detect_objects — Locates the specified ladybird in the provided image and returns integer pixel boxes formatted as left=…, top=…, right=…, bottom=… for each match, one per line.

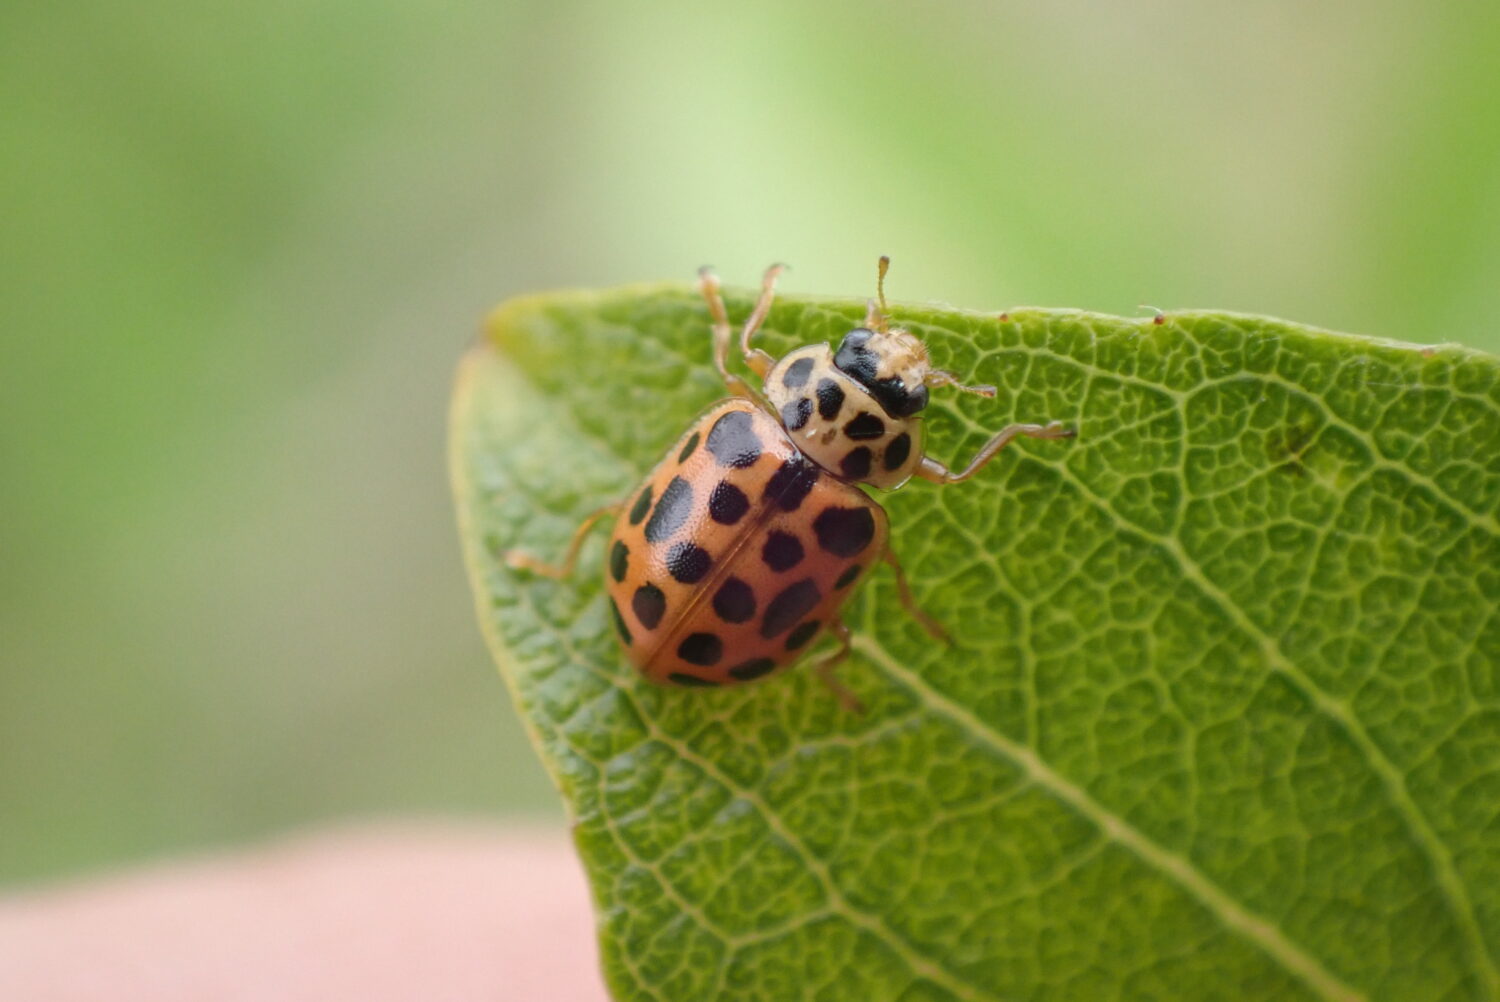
left=505, top=258, right=1074, bottom=709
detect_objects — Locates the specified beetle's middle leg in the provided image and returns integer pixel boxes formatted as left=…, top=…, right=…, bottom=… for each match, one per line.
left=500, top=503, right=621, bottom=579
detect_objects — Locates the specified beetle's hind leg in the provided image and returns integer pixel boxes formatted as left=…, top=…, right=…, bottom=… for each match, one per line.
left=501, top=503, right=621, bottom=579
left=884, top=546, right=950, bottom=643
left=812, top=618, right=865, bottom=714
left=811, top=547, right=945, bottom=713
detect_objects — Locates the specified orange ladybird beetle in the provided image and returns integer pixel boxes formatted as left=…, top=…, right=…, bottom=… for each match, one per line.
left=505, top=259, right=1075, bottom=709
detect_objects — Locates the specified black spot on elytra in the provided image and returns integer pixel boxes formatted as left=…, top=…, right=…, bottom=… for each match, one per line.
left=786, top=620, right=820, bottom=651
left=677, top=431, right=700, bottom=462
left=706, top=410, right=762, bottom=468
left=761, top=531, right=804, bottom=572
left=884, top=432, right=912, bottom=470
left=628, top=485, right=653, bottom=525
left=669, top=672, right=719, bottom=687
left=835, top=564, right=862, bottom=589
left=666, top=541, right=712, bottom=584
left=781, top=397, right=812, bottom=431
left=816, top=378, right=845, bottom=420
left=814, top=506, right=876, bottom=558
left=631, top=583, right=666, bottom=629
left=712, top=577, right=756, bottom=623
left=609, top=540, right=629, bottom=582
left=840, top=447, right=872, bottom=480
left=708, top=481, right=749, bottom=525
left=843, top=412, right=884, bottom=440
left=609, top=599, right=632, bottom=645
left=644, top=476, right=693, bottom=543
left=782, top=356, right=814, bottom=389
left=761, top=579, right=822, bottom=638
left=764, top=456, right=820, bottom=512
left=728, top=657, right=776, bottom=681
left=677, top=632, right=723, bottom=666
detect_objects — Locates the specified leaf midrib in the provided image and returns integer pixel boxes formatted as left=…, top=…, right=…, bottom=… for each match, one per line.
left=466, top=297, right=1500, bottom=1000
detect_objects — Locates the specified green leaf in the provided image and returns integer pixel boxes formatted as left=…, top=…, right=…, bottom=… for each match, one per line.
left=450, top=282, right=1500, bottom=1002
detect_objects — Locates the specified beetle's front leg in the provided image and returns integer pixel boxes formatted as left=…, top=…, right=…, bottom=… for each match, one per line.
left=698, top=264, right=781, bottom=400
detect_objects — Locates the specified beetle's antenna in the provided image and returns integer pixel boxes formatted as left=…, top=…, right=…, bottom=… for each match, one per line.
left=865, top=256, right=894, bottom=332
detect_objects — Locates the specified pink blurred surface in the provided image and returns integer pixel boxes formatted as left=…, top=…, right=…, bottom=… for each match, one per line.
left=0, top=823, right=608, bottom=1002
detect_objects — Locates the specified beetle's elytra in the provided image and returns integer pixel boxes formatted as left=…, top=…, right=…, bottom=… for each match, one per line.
left=505, top=259, right=1075, bottom=709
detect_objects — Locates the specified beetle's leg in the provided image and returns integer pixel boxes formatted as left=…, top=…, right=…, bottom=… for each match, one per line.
left=501, top=503, right=621, bottom=579
left=925, top=369, right=997, bottom=399
left=698, top=267, right=760, bottom=401
left=812, top=618, right=864, bottom=714
left=737, top=263, right=784, bottom=379
left=916, top=421, right=1075, bottom=485
left=698, top=265, right=781, bottom=395
left=883, top=546, right=950, bottom=643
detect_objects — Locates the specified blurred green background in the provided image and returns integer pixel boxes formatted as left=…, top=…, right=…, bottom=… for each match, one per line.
left=4, top=0, right=1498, bottom=885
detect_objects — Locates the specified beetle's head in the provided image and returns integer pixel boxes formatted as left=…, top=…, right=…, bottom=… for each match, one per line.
left=832, top=326, right=930, bottom=418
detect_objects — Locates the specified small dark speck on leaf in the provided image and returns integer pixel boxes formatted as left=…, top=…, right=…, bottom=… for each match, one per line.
left=1270, top=424, right=1316, bottom=478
